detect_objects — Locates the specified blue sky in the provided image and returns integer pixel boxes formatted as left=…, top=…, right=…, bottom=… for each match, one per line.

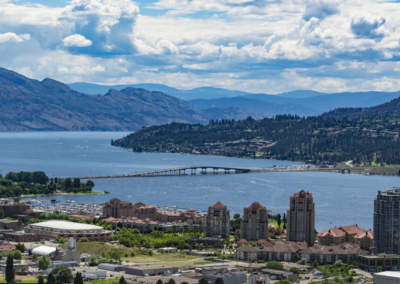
left=1, top=0, right=400, bottom=93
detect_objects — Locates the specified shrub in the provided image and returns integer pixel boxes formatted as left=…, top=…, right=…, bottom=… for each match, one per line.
left=266, top=261, right=283, bottom=270
left=298, top=258, right=306, bottom=265
left=334, top=260, right=343, bottom=267
left=289, top=267, right=300, bottom=275
left=78, top=237, right=89, bottom=243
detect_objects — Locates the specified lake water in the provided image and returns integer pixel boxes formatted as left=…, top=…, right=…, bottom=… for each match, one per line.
left=1, top=131, right=399, bottom=231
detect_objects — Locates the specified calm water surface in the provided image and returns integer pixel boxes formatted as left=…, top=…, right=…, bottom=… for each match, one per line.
left=1, top=132, right=399, bottom=231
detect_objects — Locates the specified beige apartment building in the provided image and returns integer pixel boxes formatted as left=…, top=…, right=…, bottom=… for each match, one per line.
left=240, top=202, right=269, bottom=241
left=318, top=224, right=373, bottom=250
left=286, top=190, right=315, bottom=246
left=203, top=201, right=230, bottom=238
left=317, top=227, right=346, bottom=245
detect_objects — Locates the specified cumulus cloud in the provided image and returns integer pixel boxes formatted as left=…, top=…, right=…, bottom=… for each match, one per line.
left=63, top=34, right=93, bottom=47
left=351, top=13, right=386, bottom=38
left=0, top=33, right=30, bottom=43
left=2, top=0, right=400, bottom=94
left=61, top=0, right=140, bottom=55
left=302, top=0, right=339, bottom=21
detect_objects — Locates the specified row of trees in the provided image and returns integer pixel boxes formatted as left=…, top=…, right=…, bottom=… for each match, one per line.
left=0, top=171, right=95, bottom=197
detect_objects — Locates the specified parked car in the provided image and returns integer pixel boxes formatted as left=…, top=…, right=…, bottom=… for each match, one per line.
left=270, top=276, right=277, bottom=280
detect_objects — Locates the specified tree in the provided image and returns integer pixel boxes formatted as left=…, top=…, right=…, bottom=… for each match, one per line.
left=167, top=279, right=176, bottom=284
left=50, top=266, right=73, bottom=284
left=38, top=255, right=50, bottom=270
left=156, top=280, right=163, bottom=284
left=277, top=214, right=281, bottom=228
left=181, top=282, right=189, bottom=284
left=15, top=243, right=25, bottom=253
left=119, top=276, right=127, bottom=284
left=377, top=267, right=382, bottom=272
left=298, top=258, right=306, bottom=265
left=32, top=253, right=38, bottom=260
left=88, top=256, right=98, bottom=266
left=147, top=249, right=154, bottom=256
left=334, top=260, right=343, bottom=267
left=32, top=171, right=49, bottom=184
left=198, top=278, right=209, bottom=284
left=266, top=261, right=283, bottom=270
left=73, top=178, right=81, bottom=188
left=215, top=278, right=224, bottom=284
left=64, top=178, right=72, bottom=189
left=47, top=273, right=56, bottom=284
left=312, top=260, right=318, bottom=268
left=79, top=237, right=89, bottom=242
left=74, top=272, right=84, bottom=284
left=12, top=250, right=22, bottom=260
left=38, top=276, right=44, bottom=284
left=0, top=210, right=4, bottom=219
left=5, top=254, right=15, bottom=283
left=289, top=267, right=300, bottom=275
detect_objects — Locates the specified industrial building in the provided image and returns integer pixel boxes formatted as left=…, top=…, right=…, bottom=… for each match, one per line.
left=374, top=271, right=400, bottom=284
left=98, top=263, right=125, bottom=272
left=25, top=220, right=112, bottom=241
left=202, top=273, right=247, bottom=284
left=29, top=245, right=57, bottom=257
left=125, top=264, right=179, bottom=276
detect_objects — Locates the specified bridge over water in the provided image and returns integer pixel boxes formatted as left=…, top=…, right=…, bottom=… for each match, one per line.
left=59, top=166, right=252, bottom=180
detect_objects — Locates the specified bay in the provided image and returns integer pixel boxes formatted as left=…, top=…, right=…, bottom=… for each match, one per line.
left=1, top=131, right=399, bottom=231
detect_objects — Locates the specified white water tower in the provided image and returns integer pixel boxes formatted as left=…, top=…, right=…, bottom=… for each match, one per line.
left=68, top=237, right=76, bottom=250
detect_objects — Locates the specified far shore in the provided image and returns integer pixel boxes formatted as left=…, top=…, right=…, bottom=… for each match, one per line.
left=17, top=191, right=104, bottom=199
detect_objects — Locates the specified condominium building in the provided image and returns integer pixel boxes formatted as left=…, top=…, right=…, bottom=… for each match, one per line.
left=374, top=187, right=400, bottom=254
left=317, top=225, right=373, bottom=250
left=102, top=199, right=156, bottom=220
left=240, top=202, right=268, bottom=241
left=203, top=201, right=230, bottom=238
left=286, top=190, right=315, bottom=246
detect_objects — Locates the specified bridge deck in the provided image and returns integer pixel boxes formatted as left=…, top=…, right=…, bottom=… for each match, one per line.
left=59, top=166, right=252, bottom=180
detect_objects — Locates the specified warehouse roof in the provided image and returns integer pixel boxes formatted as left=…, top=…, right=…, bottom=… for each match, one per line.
left=29, top=220, right=103, bottom=231
left=30, top=246, right=57, bottom=256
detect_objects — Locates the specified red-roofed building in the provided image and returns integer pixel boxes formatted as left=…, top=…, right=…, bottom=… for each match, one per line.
left=287, top=190, right=315, bottom=246
left=203, top=201, right=230, bottom=238
left=354, top=229, right=373, bottom=250
left=317, top=227, right=346, bottom=246
left=240, top=202, right=268, bottom=241
left=316, top=225, right=373, bottom=250
left=102, top=199, right=157, bottom=220
left=339, top=224, right=365, bottom=242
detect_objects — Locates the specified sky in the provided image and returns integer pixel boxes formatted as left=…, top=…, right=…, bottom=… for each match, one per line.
left=1, top=0, right=400, bottom=94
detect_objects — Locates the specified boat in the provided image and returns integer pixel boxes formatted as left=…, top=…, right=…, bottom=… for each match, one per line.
left=66, top=199, right=75, bottom=203
left=205, top=196, right=209, bottom=199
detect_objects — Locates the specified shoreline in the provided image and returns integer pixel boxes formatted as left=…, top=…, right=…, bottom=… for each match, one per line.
left=18, top=191, right=103, bottom=199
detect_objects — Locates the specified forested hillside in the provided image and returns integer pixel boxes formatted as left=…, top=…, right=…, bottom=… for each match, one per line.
left=112, top=113, right=400, bottom=165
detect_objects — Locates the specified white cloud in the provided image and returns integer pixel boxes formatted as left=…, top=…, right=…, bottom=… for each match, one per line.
left=1, top=0, right=400, bottom=94
left=0, top=33, right=30, bottom=43
left=63, top=34, right=93, bottom=47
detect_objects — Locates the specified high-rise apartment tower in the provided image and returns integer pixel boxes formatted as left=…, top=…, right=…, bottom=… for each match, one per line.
left=203, top=201, right=230, bottom=238
left=373, top=187, right=400, bottom=254
left=240, top=202, right=269, bottom=241
left=286, top=190, right=315, bottom=246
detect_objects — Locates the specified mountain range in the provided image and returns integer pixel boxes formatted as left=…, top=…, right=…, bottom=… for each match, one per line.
left=0, top=68, right=268, bottom=131
left=68, top=82, right=400, bottom=117
left=1, top=67, right=400, bottom=131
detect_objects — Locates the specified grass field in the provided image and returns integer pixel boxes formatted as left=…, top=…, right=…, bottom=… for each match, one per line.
left=74, top=242, right=213, bottom=266
left=268, top=221, right=284, bottom=228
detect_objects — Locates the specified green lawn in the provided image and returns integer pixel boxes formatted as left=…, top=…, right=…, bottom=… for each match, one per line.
left=269, top=221, right=285, bottom=229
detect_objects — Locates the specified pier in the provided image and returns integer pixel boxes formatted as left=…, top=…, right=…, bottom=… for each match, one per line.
left=59, top=166, right=252, bottom=180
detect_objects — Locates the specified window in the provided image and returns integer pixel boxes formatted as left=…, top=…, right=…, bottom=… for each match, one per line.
left=386, top=260, right=391, bottom=266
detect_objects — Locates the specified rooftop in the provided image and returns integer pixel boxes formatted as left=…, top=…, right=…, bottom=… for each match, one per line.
left=29, top=220, right=103, bottom=231
left=375, top=271, right=400, bottom=278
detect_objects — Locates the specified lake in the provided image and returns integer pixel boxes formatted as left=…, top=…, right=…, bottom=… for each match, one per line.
left=1, top=131, right=399, bottom=231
